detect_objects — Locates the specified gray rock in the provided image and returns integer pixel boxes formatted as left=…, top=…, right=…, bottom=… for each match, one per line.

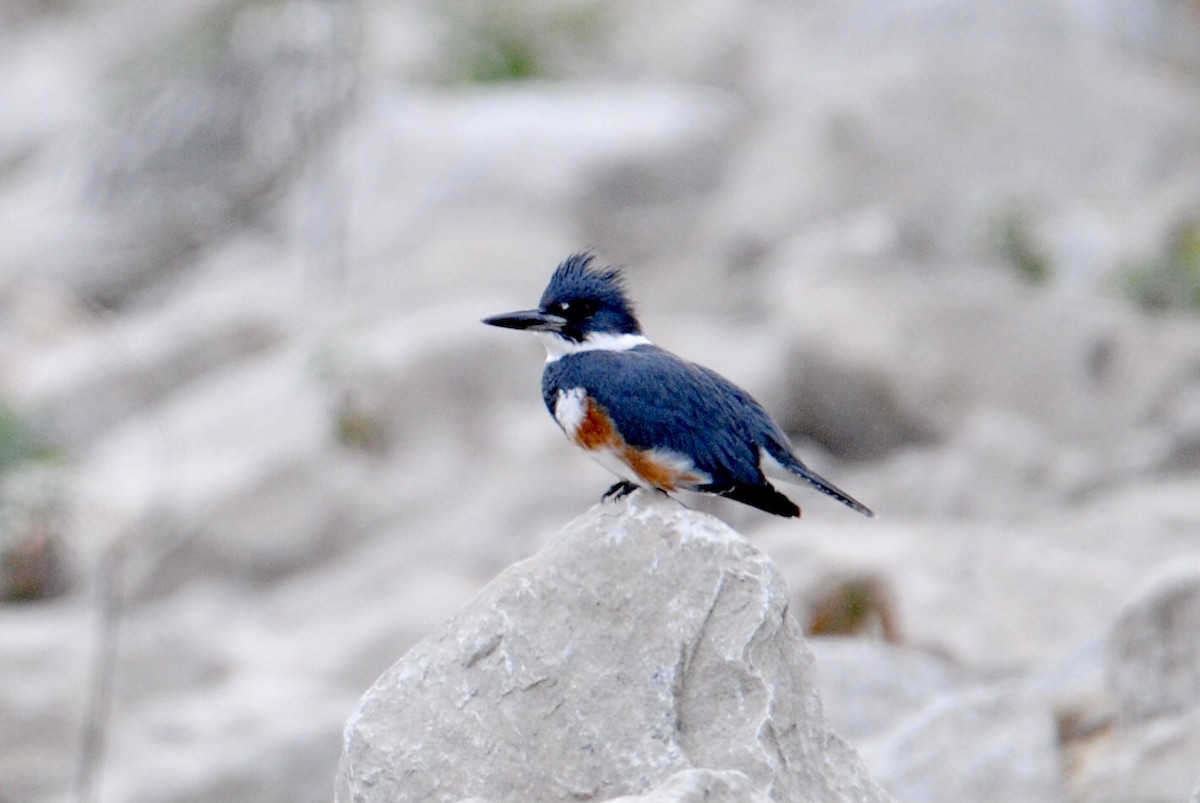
left=64, top=0, right=360, bottom=306
left=809, top=637, right=970, bottom=743
left=861, top=685, right=1069, bottom=803
left=332, top=81, right=739, bottom=280
left=715, top=4, right=1200, bottom=278
left=605, top=769, right=765, bottom=803
left=1107, top=560, right=1200, bottom=726
left=8, top=268, right=287, bottom=448
left=336, top=492, right=891, bottom=803
left=1101, top=0, right=1200, bottom=74
left=1069, top=710, right=1200, bottom=803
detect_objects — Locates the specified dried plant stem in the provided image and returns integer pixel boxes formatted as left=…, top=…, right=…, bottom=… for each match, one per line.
left=74, top=545, right=125, bottom=803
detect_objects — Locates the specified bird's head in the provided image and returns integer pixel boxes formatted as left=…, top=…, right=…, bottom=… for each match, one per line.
left=483, top=253, right=645, bottom=356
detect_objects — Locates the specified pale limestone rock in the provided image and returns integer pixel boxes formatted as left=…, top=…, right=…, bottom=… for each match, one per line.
left=809, top=638, right=969, bottom=743
left=861, top=685, right=1069, bottom=803
left=1070, top=710, right=1200, bottom=803
left=604, top=769, right=766, bottom=803
left=1107, top=560, right=1200, bottom=726
left=336, top=492, right=891, bottom=803
left=1066, top=561, right=1200, bottom=803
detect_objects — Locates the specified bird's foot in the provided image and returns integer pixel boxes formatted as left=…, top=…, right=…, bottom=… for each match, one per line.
left=602, top=480, right=640, bottom=502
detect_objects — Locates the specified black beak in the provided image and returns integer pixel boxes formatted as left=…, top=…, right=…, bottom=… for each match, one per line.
left=482, top=309, right=566, bottom=332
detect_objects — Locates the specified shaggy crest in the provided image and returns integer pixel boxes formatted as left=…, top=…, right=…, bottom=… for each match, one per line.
left=539, top=252, right=641, bottom=338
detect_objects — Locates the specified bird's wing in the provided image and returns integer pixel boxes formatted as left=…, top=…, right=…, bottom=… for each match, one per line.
left=693, top=362, right=874, bottom=517
left=544, top=346, right=775, bottom=489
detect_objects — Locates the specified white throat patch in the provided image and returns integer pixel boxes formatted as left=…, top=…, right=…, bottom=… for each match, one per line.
left=539, top=331, right=652, bottom=363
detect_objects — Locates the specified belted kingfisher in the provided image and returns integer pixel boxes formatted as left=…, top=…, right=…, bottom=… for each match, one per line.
left=483, top=253, right=874, bottom=519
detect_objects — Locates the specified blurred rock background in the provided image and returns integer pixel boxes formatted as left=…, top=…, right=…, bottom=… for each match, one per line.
left=1, top=0, right=1199, bottom=801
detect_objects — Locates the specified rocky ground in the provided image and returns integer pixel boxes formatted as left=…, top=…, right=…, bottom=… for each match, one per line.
left=337, top=495, right=896, bottom=803
left=2, top=0, right=1200, bottom=801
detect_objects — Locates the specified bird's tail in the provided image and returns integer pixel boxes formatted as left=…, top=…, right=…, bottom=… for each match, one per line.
left=764, top=447, right=875, bottom=518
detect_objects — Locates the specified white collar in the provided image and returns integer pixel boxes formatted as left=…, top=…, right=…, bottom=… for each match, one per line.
left=539, top=331, right=652, bottom=363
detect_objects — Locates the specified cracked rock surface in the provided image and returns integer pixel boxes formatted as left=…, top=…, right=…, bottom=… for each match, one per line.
left=336, top=492, right=891, bottom=803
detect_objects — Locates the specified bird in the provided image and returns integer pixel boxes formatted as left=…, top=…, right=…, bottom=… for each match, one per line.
left=482, top=253, right=874, bottom=519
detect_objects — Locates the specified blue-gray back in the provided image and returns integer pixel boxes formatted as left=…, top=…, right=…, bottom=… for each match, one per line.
left=541, top=345, right=792, bottom=487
